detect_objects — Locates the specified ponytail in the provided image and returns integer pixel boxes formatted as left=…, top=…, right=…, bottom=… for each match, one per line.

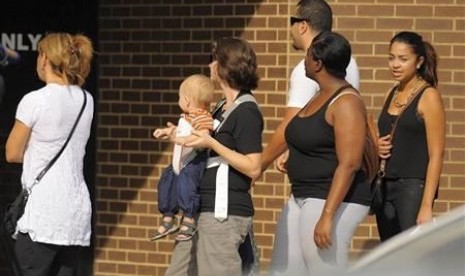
left=65, top=35, right=93, bottom=86
left=419, top=41, right=438, bottom=87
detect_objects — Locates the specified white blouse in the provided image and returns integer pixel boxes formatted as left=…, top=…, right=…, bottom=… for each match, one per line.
left=16, top=83, right=94, bottom=246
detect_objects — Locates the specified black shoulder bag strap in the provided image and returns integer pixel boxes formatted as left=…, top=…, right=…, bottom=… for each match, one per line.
left=29, top=88, right=87, bottom=190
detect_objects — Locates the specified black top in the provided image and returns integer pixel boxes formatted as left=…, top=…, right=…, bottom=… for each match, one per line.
left=199, top=92, right=263, bottom=217
left=285, top=87, right=371, bottom=205
left=378, top=85, right=430, bottom=179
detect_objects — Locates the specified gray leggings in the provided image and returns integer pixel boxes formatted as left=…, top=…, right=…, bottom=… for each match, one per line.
left=269, top=197, right=369, bottom=276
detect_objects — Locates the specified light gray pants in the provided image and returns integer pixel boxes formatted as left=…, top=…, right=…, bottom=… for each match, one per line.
left=196, top=212, right=252, bottom=276
left=269, top=197, right=369, bottom=276
left=165, top=238, right=197, bottom=276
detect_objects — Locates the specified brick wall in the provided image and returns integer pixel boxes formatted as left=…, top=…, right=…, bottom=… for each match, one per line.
left=96, top=0, right=465, bottom=275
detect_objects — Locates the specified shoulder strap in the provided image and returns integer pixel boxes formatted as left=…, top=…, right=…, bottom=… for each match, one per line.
left=327, top=84, right=356, bottom=106
left=329, top=90, right=361, bottom=107
left=334, top=84, right=353, bottom=94
left=214, top=93, right=257, bottom=133
left=32, top=88, right=88, bottom=187
left=211, top=98, right=226, bottom=117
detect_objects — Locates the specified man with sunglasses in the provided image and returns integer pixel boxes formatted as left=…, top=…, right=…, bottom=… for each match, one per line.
left=262, top=0, right=359, bottom=172
left=262, top=0, right=360, bottom=275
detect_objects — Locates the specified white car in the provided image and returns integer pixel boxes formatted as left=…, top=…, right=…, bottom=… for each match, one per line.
left=346, top=205, right=465, bottom=276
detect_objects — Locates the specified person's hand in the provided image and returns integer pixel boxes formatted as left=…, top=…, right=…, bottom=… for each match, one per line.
left=153, top=128, right=167, bottom=139
left=416, top=205, right=434, bottom=225
left=191, top=114, right=213, bottom=131
left=276, top=150, right=289, bottom=173
left=182, top=129, right=213, bottom=149
left=5, top=47, right=20, bottom=62
left=313, top=213, right=333, bottom=250
left=0, top=46, right=20, bottom=65
left=153, top=122, right=176, bottom=140
left=251, top=171, right=264, bottom=187
left=378, top=134, right=392, bottom=159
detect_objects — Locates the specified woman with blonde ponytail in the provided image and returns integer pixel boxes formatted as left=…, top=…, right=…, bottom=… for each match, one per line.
left=6, top=32, right=94, bottom=276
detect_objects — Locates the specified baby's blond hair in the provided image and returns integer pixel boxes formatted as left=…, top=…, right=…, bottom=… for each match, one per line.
left=179, top=74, right=214, bottom=110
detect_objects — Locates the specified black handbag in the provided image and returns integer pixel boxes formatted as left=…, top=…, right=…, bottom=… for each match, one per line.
left=369, top=165, right=385, bottom=215
left=3, top=190, right=29, bottom=236
left=369, top=83, right=429, bottom=215
left=3, top=89, right=87, bottom=237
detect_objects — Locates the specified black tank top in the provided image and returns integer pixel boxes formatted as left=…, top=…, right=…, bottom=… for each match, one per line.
left=378, top=85, right=430, bottom=179
left=285, top=85, right=370, bottom=205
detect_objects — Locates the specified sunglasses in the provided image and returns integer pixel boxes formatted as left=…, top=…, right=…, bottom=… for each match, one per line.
left=290, top=16, right=307, bottom=25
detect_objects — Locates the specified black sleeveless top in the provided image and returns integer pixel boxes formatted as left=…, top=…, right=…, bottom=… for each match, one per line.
left=378, top=85, right=430, bottom=179
left=285, top=85, right=371, bottom=205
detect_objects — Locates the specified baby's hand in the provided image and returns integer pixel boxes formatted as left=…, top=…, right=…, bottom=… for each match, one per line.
left=153, top=128, right=168, bottom=139
left=153, top=122, right=177, bottom=140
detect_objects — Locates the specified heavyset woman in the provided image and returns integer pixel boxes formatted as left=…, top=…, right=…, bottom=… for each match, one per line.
left=269, top=31, right=372, bottom=275
left=6, top=32, right=94, bottom=276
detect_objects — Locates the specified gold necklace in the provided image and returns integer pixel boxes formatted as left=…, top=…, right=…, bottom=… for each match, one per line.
left=393, top=93, right=408, bottom=108
left=393, top=78, right=423, bottom=109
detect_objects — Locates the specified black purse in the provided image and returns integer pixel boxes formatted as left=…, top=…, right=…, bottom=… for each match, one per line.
left=369, top=162, right=386, bottom=215
left=369, top=83, right=429, bottom=215
left=3, top=89, right=87, bottom=237
left=3, top=190, right=29, bottom=237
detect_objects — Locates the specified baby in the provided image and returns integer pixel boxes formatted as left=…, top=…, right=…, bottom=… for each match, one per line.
left=151, top=74, right=214, bottom=241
